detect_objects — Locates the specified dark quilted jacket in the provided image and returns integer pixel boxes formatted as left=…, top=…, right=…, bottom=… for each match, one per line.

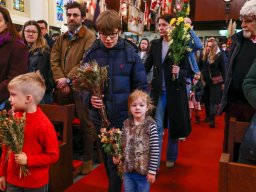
left=83, top=38, right=147, bottom=128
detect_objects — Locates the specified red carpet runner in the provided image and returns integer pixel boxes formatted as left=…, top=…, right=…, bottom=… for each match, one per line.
left=66, top=112, right=224, bottom=192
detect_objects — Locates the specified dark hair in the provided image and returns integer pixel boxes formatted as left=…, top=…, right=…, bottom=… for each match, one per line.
left=138, top=38, right=150, bottom=52
left=0, top=6, right=20, bottom=39
left=64, top=1, right=86, bottom=18
left=37, top=20, right=48, bottom=28
left=96, top=10, right=121, bottom=34
left=157, top=14, right=174, bottom=23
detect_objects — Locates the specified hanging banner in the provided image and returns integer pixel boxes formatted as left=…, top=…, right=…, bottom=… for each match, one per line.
left=128, top=5, right=144, bottom=36
left=86, top=0, right=97, bottom=21
left=162, top=0, right=172, bottom=15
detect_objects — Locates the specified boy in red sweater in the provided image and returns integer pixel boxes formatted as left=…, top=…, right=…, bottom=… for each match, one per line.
left=0, top=72, right=59, bottom=191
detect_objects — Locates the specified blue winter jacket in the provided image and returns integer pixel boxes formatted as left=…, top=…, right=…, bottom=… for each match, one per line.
left=83, top=38, right=147, bottom=128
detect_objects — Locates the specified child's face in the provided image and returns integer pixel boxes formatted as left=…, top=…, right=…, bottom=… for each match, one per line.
left=129, top=97, right=148, bottom=121
left=8, top=88, right=28, bottom=112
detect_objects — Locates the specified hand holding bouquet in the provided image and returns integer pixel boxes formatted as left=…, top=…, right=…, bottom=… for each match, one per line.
left=168, top=0, right=192, bottom=80
left=72, top=61, right=110, bottom=128
left=0, top=110, right=29, bottom=178
left=99, top=128, right=123, bottom=178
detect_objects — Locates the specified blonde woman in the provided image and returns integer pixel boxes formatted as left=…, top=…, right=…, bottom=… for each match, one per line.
left=21, top=20, right=54, bottom=104
left=201, top=37, right=227, bottom=127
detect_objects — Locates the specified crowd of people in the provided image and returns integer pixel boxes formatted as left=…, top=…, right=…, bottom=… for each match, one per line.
left=0, top=0, right=256, bottom=191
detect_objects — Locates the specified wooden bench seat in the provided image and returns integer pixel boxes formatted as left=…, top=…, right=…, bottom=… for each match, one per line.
left=219, top=153, right=256, bottom=192
left=40, top=104, right=75, bottom=192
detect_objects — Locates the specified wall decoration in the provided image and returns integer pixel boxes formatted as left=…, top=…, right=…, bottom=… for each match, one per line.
left=0, top=0, right=6, bottom=7
left=56, top=0, right=64, bottom=21
left=128, top=5, right=144, bottom=36
left=13, top=0, right=24, bottom=12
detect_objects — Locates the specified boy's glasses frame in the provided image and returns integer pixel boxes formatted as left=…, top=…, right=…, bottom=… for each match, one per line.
left=99, top=32, right=118, bottom=39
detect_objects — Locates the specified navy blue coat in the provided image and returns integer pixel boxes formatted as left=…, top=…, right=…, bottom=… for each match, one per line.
left=83, top=38, right=147, bottom=128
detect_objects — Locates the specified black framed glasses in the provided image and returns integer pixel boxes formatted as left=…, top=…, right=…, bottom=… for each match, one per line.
left=239, top=15, right=256, bottom=23
left=99, top=32, right=118, bottom=39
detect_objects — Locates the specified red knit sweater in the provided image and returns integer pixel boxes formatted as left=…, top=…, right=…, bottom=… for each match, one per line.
left=0, top=107, right=59, bottom=188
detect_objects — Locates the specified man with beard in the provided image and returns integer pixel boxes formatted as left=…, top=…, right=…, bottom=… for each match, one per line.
left=219, top=0, right=256, bottom=156
left=51, top=1, right=96, bottom=175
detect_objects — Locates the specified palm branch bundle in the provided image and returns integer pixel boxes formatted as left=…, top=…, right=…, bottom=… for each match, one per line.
left=72, top=60, right=110, bottom=128
left=0, top=110, right=29, bottom=178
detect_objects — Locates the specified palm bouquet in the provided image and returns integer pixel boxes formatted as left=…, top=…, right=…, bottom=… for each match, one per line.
left=72, top=61, right=110, bottom=128
left=168, top=0, right=192, bottom=80
left=0, top=110, right=30, bottom=178
left=99, top=128, right=123, bottom=178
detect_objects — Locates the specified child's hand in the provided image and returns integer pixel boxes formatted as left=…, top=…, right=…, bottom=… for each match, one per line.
left=91, top=95, right=103, bottom=109
left=112, top=156, right=120, bottom=164
left=147, top=173, right=156, bottom=184
left=0, top=176, right=6, bottom=191
left=14, top=152, right=27, bottom=165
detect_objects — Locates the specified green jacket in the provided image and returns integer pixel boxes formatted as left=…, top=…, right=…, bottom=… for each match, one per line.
left=243, top=58, right=256, bottom=109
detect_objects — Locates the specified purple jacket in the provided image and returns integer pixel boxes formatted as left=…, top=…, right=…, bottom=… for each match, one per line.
left=0, top=30, right=29, bottom=103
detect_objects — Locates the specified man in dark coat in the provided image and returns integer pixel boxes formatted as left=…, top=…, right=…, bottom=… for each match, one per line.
left=219, top=0, right=256, bottom=154
left=85, top=10, right=147, bottom=192
left=144, top=14, right=191, bottom=168
left=37, top=20, right=55, bottom=49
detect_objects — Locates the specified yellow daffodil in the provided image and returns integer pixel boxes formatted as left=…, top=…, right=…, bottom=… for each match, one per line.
left=184, top=23, right=191, bottom=29
left=177, top=17, right=184, bottom=23
left=170, top=18, right=176, bottom=26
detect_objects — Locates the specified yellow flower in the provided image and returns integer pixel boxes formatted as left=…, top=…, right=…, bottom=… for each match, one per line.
left=184, top=23, right=191, bottom=29
left=177, top=17, right=184, bottom=23
left=186, top=5, right=190, bottom=15
left=170, top=18, right=176, bottom=26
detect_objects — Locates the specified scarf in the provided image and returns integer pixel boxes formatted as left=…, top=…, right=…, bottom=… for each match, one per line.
left=0, top=31, right=12, bottom=46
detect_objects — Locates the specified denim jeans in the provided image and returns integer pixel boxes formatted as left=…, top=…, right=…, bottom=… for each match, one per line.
left=6, top=183, right=48, bottom=192
left=155, top=92, right=178, bottom=166
left=124, top=173, right=150, bottom=192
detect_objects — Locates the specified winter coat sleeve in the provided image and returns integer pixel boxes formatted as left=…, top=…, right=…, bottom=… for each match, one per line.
left=50, top=37, right=65, bottom=81
left=0, top=41, right=28, bottom=103
left=243, top=58, right=256, bottom=110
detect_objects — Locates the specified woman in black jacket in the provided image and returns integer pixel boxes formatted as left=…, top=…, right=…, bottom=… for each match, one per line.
left=201, top=37, right=227, bottom=127
left=21, top=20, right=54, bottom=104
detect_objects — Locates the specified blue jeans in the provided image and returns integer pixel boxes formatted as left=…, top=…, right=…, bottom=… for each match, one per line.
left=6, top=183, right=48, bottom=192
left=124, top=173, right=150, bottom=192
left=155, top=92, right=178, bottom=165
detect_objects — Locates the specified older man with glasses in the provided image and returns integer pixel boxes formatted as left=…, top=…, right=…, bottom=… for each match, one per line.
left=50, top=1, right=96, bottom=175
left=219, top=0, right=256, bottom=156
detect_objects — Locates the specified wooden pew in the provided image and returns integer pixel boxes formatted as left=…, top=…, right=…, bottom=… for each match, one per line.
left=227, top=118, right=250, bottom=161
left=219, top=153, right=256, bottom=192
left=40, top=104, right=75, bottom=192
left=219, top=118, right=256, bottom=192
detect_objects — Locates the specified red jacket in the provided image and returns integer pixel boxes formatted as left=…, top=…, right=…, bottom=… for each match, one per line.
left=0, top=107, right=59, bottom=188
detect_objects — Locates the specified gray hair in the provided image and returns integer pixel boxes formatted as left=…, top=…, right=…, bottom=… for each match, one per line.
left=240, top=0, right=256, bottom=17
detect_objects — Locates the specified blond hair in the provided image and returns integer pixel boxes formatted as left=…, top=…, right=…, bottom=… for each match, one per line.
left=203, top=37, right=219, bottom=64
left=8, top=72, right=46, bottom=104
left=128, top=90, right=154, bottom=115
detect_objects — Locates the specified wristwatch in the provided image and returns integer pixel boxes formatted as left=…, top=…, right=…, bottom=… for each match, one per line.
left=66, top=78, right=72, bottom=86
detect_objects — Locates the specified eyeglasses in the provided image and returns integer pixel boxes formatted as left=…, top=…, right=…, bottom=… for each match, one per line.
left=24, top=30, right=38, bottom=34
left=99, top=32, right=118, bottom=39
left=239, top=15, right=256, bottom=23
left=66, top=13, right=81, bottom=18
left=40, top=27, right=46, bottom=30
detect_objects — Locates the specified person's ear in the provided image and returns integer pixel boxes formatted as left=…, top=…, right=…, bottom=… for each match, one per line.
left=25, top=95, right=33, bottom=103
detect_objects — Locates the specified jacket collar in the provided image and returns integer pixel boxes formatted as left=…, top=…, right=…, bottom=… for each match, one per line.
left=63, top=25, right=88, bottom=39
